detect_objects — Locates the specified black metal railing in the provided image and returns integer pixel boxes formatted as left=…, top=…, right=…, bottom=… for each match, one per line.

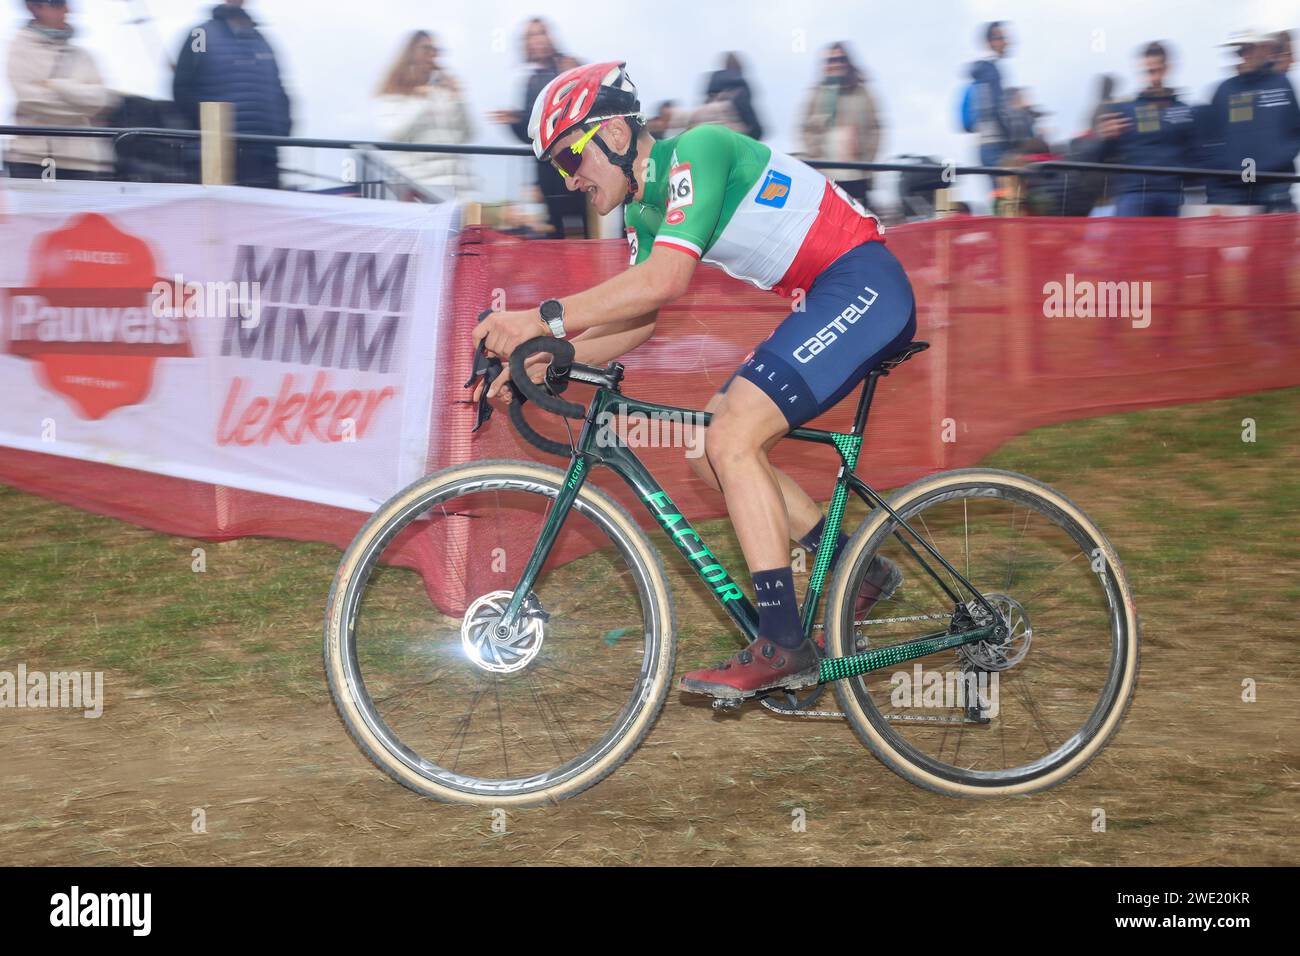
left=3, top=124, right=1296, bottom=197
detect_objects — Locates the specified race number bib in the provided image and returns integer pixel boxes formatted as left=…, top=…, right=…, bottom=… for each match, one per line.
left=626, top=227, right=639, bottom=265
left=668, top=163, right=694, bottom=212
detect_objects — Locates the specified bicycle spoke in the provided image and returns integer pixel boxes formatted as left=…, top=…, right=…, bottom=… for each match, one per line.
left=964, top=498, right=971, bottom=584
left=917, top=512, right=963, bottom=597
left=493, top=675, right=510, bottom=779
left=331, top=470, right=666, bottom=800
left=525, top=672, right=575, bottom=765
left=1003, top=504, right=1033, bottom=593
left=835, top=476, right=1133, bottom=790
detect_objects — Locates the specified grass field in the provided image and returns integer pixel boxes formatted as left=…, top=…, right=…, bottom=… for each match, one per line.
left=1, top=387, right=1297, bottom=865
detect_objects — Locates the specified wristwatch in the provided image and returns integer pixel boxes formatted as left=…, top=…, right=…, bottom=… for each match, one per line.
left=539, top=298, right=567, bottom=338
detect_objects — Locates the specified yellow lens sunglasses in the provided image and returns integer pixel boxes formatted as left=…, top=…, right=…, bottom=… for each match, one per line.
left=549, top=122, right=604, bottom=177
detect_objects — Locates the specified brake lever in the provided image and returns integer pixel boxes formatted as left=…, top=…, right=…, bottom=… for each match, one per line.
left=465, top=309, right=524, bottom=433
left=463, top=338, right=496, bottom=389
left=464, top=340, right=503, bottom=432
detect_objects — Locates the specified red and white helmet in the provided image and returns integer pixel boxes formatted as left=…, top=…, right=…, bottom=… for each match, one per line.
left=528, top=61, right=642, bottom=160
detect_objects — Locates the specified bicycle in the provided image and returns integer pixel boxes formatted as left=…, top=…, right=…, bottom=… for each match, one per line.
left=324, top=330, right=1140, bottom=806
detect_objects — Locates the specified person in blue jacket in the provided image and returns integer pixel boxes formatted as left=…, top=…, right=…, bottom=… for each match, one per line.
left=1202, top=32, right=1300, bottom=212
left=1094, top=42, right=1196, bottom=216
left=173, top=1, right=293, bottom=189
left=969, top=22, right=1012, bottom=175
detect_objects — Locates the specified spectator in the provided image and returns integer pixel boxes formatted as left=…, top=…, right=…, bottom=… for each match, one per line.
left=1093, top=42, right=1195, bottom=216
left=498, top=196, right=553, bottom=239
left=646, top=99, right=683, bottom=140
left=1203, top=30, right=1300, bottom=212
left=1272, top=30, right=1294, bottom=74
left=487, top=18, right=587, bottom=238
left=800, top=41, right=882, bottom=205
left=1004, top=86, right=1046, bottom=148
left=1003, top=136, right=1065, bottom=215
left=374, top=31, right=474, bottom=197
left=1271, top=30, right=1298, bottom=208
left=700, top=52, right=764, bottom=140
left=173, top=1, right=292, bottom=189
left=5, top=0, right=117, bottom=181
left=685, top=91, right=744, bottom=132
left=1088, top=74, right=1121, bottom=129
left=1054, top=74, right=1121, bottom=212
left=968, top=21, right=1013, bottom=180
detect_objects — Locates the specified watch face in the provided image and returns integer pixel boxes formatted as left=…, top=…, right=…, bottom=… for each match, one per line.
left=540, top=299, right=562, bottom=321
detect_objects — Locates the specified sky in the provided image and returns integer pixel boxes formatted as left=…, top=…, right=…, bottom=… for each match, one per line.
left=1, top=0, right=1297, bottom=212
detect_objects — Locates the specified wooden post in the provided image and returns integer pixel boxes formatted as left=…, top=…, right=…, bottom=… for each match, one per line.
left=201, top=101, right=234, bottom=531
left=935, top=186, right=952, bottom=218
left=199, top=101, right=234, bottom=185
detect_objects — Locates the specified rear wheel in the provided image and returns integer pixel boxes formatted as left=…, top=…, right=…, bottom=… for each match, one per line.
left=826, top=468, right=1139, bottom=797
left=324, top=460, right=677, bottom=806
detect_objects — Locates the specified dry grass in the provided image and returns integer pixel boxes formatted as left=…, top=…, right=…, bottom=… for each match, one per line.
left=1, top=387, right=1297, bottom=865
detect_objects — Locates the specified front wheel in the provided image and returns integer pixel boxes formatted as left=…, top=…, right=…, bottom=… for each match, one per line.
left=826, top=468, right=1140, bottom=797
left=324, top=459, right=677, bottom=806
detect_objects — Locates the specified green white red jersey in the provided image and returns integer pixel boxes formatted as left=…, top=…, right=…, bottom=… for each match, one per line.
left=624, top=123, right=885, bottom=299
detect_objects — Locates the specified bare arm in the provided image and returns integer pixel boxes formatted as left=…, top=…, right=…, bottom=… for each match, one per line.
left=556, top=245, right=695, bottom=336
left=569, top=309, right=657, bottom=364
left=483, top=310, right=657, bottom=401
left=473, top=242, right=695, bottom=362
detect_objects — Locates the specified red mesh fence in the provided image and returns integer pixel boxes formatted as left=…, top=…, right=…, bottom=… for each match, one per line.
left=3, top=215, right=1298, bottom=615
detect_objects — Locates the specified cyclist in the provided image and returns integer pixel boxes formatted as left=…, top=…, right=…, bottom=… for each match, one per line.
left=473, top=61, right=916, bottom=699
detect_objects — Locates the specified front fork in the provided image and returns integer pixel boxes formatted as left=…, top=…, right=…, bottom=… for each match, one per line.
left=494, top=451, right=590, bottom=636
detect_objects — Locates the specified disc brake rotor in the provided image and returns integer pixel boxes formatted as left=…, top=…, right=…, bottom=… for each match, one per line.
left=958, top=592, right=1032, bottom=671
left=461, top=590, right=546, bottom=674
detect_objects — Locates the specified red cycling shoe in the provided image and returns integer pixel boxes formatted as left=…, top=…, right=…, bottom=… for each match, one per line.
left=678, top=636, right=821, bottom=700
left=854, top=554, right=903, bottom=618
left=815, top=555, right=903, bottom=651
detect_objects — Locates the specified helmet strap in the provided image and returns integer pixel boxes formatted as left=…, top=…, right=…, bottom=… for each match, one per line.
left=589, top=115, right=645, bottom=205
left=616, top=115, right=645, bottom=205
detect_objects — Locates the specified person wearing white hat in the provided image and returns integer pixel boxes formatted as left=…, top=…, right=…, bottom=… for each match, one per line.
left=1202, top=28, right=1300, bottom=211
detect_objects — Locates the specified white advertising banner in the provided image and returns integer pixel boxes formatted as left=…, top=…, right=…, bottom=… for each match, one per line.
left=0, top=180, right=461, bottom=513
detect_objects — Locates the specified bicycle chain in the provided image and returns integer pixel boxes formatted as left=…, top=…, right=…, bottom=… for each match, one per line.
left=759, top=698, right=845, bottom=718
left=812, top=611, right=950, bottom=629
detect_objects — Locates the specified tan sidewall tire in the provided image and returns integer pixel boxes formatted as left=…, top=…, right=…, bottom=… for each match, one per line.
left=324, top=460, right=677, bottom=807
left=827, top=468, right=1140, bottom=798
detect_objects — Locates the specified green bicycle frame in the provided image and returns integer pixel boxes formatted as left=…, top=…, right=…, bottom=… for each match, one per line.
left=495, top=385, right=1000, bottom=685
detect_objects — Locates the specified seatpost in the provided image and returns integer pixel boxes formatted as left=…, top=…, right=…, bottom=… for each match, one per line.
left=852, top=369, right=885, bottom=436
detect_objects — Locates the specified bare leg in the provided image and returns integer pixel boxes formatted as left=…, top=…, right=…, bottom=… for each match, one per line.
left=687, top=389, right=823, bottom=547
left=700, top=378, right=810, bottom=573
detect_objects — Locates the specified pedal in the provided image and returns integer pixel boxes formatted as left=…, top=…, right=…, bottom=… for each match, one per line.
left=711, top=697, right=744, bottom=712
